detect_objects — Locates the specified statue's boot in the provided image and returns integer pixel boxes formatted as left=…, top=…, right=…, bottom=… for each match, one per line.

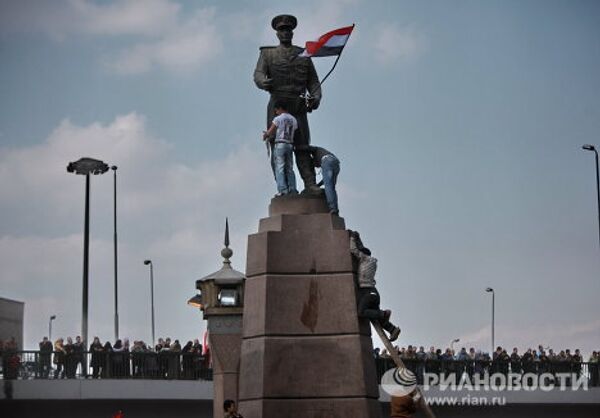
left=302, top=184, right=323, bottom=195
left=294, top=148, right=323, bottom=195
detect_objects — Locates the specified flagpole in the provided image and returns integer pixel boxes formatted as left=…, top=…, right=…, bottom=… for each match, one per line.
left=311, top=24, right=355, bottom=95
left=319, top=54, right=343, bottom=86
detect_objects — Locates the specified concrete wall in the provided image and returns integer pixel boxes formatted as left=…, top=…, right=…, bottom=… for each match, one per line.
left=2, top=380, right=598, bottom=404
left=0, top=297, right=24, bottom=349
left=0, top=379, right=213, bottom=400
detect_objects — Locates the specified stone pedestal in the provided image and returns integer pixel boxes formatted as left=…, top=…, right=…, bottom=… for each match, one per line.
left=238, top=194, right=381, bottom=418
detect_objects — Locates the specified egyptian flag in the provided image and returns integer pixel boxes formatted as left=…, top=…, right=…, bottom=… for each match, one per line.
left=299, top=25, right=354, bottom=57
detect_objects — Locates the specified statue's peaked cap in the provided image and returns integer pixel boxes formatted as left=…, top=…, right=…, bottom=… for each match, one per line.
left=271, top=14, right=297, bottom=30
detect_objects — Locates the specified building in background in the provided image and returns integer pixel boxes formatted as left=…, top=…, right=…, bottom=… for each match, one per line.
left=0, top=297, right=24, bottom=349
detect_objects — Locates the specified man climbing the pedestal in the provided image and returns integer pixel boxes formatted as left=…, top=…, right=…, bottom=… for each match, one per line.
left=349, top=230, right=401, bottom=342
left=262, top=101, right=298, bottom=196
left=309, top=145, right=340, bottom=214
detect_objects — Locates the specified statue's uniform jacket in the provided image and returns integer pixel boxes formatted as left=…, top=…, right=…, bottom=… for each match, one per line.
left=254, top=44, right=322, bottom=187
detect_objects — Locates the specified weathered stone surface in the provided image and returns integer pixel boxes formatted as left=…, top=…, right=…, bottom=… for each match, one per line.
left=243, top=274, right=371, bottom=337
left=268, top=194, right=329, bottom=216
left=210, top=332, right=242, bottom=418
left=246, top=218, right=353, bottom=277
left=238, top=194, right=381, bottom=418
left=238, top=335, right=378, bottom=399
left=207, top=315, right=242, bottom=335
left=258, top=213, right=346, bottom=233
left=209, top=333, right=242, bottom=374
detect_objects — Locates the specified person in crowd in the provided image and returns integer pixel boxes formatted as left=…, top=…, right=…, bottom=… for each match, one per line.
left=349, top=230, right=401, bottom=342
left=131, top=340, right=145, bottom=377
left=538, top=345, right=545, bottom=357
left=143, top=341, right=160, bottom=378
left=440, top=348, right=457, bottom=383
left=589, top=351, right=599, bottom=387
left=155, top=338, right=165, bottom=352
left=539, top=349, right=550, bottom=375
left=521, top=348, right=534, bottom=374
left=373, top=348, right=381, bottom=359
left=573, top=349, right=583, bottom=379
left=64, top=337, right=76, bottom=378
left=473, top=351, right=489, bottom=376
left=192, top=339, right=203, bottom=353
left=73, top=335, right=85, bottom=377
left=89, top=337, right=103, bottom=378
left=192, top=338, right=205, bottom=379
left=112, top=339, right=127, bottom=378
left=169, top=339, right=182, bottom=379
left=454, top=347, right=468, bottom=382
left=224, top=399, right=243, bottom=418
left=465, top=347, right=476, bottom=378
left=415, top=346, right=426, bottom=384
left=425, top=346, right=439, bottom=376
left=510, top=347, right=521, bottom=374
left=181, top=340, right=194, bottom=379
left=158, top=338, right=172, bottom=378
left=496, top=348, right=510, bottom=376
left=101, top=341, right=112, bottom=378
left=123, top=338, right=131, bottom=377
left=39, top=336, right=53, bottom=378
left=2, top=338, right=20, bottom=380
left=53, top=338, right=66, bottom=379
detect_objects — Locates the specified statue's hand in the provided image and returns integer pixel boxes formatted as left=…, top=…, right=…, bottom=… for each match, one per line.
left=261, top=77, right=273, bottom=90
left=307, top=97, right=320, bottom=112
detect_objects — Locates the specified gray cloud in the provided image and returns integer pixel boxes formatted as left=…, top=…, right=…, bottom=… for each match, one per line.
left=0, top=112, right=272, bottom=348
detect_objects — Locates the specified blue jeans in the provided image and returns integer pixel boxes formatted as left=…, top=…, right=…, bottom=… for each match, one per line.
left=272, top=143, right=297, bottom=194
left=321, top=154, right=340, bottom=212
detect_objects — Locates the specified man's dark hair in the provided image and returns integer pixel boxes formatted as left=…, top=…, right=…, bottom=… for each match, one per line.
left=224, top=399, right=235, bottom=411
left=273, top=101, right=287, bottom=111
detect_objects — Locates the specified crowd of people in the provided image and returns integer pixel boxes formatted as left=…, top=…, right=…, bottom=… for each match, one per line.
left=374, top=344, right=600, bottom=386
left=2, top=337, right=599, bottom=387
left=0, top=336, right=210, bottom=381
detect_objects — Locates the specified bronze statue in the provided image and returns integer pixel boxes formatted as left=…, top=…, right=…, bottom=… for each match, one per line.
left=254, top=14, right=322, bottom=194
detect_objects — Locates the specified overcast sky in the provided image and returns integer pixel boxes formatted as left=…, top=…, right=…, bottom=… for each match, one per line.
left=1, top=0, right=599, bottom=354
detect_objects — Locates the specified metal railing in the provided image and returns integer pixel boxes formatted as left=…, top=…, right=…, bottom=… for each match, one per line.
left=0, top=351, right=212, bottom=381
left=374, top=358, right=599, bottom=386
left=2, top=351, right=598, bottom=388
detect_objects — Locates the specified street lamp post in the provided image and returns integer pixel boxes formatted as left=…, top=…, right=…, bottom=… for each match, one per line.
left=49, top=315, right=56, bottom=341
left=67, top=158, right=109, bottom=354
left=582, top=144, right=600, bottom=248
left=112, top=165, right=119, bottom=341
left=144, top=260, right=156, bottom=347
left=486, top=287, right=495, bottom=355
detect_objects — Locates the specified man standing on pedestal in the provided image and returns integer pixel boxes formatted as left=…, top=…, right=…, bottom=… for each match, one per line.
left=254, top=14, right=322, bottom=194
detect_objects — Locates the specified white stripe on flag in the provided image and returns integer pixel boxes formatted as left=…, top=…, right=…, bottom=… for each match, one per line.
left=324, top=34, right=350, bottom=48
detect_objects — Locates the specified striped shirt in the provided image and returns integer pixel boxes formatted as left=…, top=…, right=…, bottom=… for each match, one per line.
left=350, top=236, right=377, bottom=288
